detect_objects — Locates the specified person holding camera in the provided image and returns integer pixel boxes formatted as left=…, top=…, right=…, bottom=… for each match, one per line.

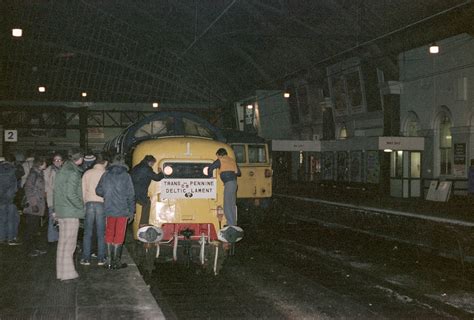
left=23, top=157, right=47, bottom=257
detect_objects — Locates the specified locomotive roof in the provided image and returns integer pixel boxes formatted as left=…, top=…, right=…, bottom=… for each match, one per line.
left=106, top=111, right=226, bottom=155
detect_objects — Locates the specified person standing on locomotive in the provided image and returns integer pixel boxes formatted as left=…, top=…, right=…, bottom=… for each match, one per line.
left=206, top=148, right=241, bottom=226
left=96, top=155, right=135, bottom=270
left=131, top=155, right=163, bottom=228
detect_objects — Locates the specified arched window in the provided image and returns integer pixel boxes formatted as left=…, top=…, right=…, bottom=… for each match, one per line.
left=404, top=112, right=420, bottom=137
left=439, top=115, right=452, bottom=175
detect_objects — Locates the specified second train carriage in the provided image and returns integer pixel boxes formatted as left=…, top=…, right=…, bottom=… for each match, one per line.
left=104, top=112, right=239, bottom=274
left=222, top=129, right=273, bottom=208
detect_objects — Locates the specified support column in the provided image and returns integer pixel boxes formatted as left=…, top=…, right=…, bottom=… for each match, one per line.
left=79, top=107, right=88, bottom=151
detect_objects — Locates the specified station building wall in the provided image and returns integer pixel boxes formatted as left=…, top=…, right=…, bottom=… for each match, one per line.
left=399, top=33, right=474, bottom=183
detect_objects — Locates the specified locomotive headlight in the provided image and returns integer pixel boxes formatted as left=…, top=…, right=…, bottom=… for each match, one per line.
left=203, top=166, right=209, bottom=176
left=163, top=166, right=173, bottom=176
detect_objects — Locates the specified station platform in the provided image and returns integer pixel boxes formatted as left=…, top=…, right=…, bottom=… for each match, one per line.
left=274, top=181, right=474, bottom=262
left=0, top=223, right=165, bottom=320
left=275, top=181, right=473, bottom=222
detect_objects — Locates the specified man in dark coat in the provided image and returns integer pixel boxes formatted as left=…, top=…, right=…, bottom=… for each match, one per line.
left=0, top=157, right=21, bottom=245
left=96, top=155, right=135, bottom=269
left=131, top=155, right=163, bottom=227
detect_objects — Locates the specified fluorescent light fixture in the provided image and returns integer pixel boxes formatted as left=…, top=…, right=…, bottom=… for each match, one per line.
left=152, top=102, right=159, bottom=108
left=383, top=148, right=393, bottom=153
left=81, top=92, right=87, bottom=97
left=38, top=86, right=46, bottom=93
left=246, top=104, right=253, bottom=109
left=12, top=28, right=22, bottom=37
left=283, top=92, right=290, bottom=98
left=429, top=43, right=439, bottom=54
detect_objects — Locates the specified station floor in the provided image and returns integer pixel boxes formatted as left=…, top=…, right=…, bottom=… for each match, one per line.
left=0, top=222, right=165, bottom=320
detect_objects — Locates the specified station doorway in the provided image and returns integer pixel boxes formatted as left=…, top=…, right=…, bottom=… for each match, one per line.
left=390, top=150, right=422, bottom=198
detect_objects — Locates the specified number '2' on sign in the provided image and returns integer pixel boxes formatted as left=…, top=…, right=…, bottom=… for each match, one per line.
left=4, top=130, right=18, bottom=142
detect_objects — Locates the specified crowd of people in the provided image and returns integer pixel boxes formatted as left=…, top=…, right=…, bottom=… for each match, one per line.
left=0, top=147, right=242, bottom=282
left=0, top=149, right=157, bottom=282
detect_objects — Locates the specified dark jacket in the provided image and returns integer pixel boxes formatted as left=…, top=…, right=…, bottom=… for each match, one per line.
left=207, top=157, right=241, bottom=183
left=96, top=164, right=135, bottom=217
left=54, top=161, right=84, bottom=219
left=131, top=160, right=164, bottom=203
left=0, top=162, right=18, bottom=205
left=23, top=167, right=46, bottom=216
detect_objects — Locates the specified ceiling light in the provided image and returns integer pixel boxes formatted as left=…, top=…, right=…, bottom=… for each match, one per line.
left=283, top=92, right=290, bottom=98
left=12, top=28, right=22, bottom=37
left=153, top=102, right=159, bottom=108
left=383, top=148, right=393, bottom=153
left=81, top=92, right=87, bottom=97
left=429, top=43, right=439, bottom=54
left=38, top=86, right=46, bottom=93
left=246, top=104, right=253, bottom=110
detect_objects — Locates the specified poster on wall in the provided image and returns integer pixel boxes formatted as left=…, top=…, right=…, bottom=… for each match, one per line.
left=337, top=151, right=349, bottom=181
left=322, top=152, right=334, bottom=180
left=453, top=143, right=466, bottom=176
left=366, top=150, right=380, bottom=183
left=350, top=151, right=362, bottom=182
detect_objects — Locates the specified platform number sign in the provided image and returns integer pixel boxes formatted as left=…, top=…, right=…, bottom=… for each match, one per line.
left=4, top=130, right=18, bottom=142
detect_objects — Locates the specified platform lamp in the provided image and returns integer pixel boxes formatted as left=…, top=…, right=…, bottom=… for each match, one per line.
left=283, top=92, right=290, bottom=98
left=12, top=28, right=22, bottom=37
left=38, top=86, right=46, bottom=93
left=429, top=42, right=439, bottom=54
left=152, top=102, right=159, bottom=108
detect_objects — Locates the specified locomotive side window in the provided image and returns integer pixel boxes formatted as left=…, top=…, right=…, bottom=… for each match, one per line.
left=248, top=145, right=267, bottom=163
left=232, top=144, right=246, bottom=164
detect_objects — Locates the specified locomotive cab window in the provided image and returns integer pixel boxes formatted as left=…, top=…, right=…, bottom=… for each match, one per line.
left=231, top=144, right=246, bottom=164
left=248, top=145, right=267, bottom=163
left=183, top=118, right=214, bottom=138
left=134, top=118, right=175, bottom=138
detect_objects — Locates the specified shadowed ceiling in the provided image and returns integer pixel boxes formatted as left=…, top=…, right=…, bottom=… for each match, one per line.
left=1, top=0, right=472, bottom=104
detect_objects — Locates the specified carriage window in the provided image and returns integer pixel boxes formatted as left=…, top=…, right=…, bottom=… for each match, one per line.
left=232, top=145, right=246, bottom=163
left=183, top=118, right=213, bottom=138
left=248, top=145, right=267, bottom=163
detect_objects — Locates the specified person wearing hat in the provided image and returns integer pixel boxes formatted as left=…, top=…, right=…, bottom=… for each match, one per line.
left=96, top=154, right=135, bottom=270
left=83, top=153, right=96, bottom=172
left=80, top=153, right=108, bottom=266
left=54, top=149, right=85, bottom=281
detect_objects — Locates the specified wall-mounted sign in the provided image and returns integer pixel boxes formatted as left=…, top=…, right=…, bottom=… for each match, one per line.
left=4, top=130, right=18, bottom=142
left=378, top=136, right=424, bottom=151
left=453, top=143, right=466, bottom=176
left=272, top=139, right=321, bottom=152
